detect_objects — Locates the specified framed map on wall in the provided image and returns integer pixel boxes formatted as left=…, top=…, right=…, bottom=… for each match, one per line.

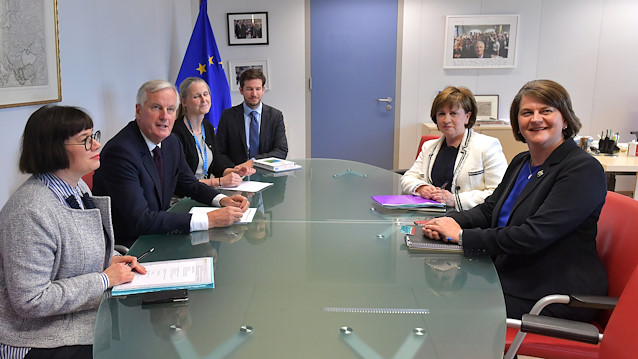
left=0, top=0, right=61, bottom=108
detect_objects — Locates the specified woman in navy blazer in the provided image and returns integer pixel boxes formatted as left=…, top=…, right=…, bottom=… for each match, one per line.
left=422, top=80, right=608, bottom=321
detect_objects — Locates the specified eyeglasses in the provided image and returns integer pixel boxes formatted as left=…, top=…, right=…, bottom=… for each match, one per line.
left=66, top=130, right=101, bottom=151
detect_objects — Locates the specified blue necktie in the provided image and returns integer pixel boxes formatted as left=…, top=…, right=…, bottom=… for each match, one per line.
left=249, top=111, right=260, bottom=158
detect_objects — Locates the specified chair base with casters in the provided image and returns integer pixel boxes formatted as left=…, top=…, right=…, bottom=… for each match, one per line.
left=505, top=265, right=638, bottom=359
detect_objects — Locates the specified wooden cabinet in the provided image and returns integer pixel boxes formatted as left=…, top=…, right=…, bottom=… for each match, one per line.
left=422, top=122, right=528, bottom=163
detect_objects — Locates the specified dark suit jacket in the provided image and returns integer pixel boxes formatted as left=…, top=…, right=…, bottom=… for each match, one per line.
left=93, top=121, right=221, bottom=248
left=172, top=116, right=225, bottom=178
left=449, top=139, right=608, bottom=301
left=214, top=103, right=288, bottom=176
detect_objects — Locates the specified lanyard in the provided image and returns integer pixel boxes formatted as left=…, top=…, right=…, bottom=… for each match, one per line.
left=185, top=116, right=207, bottom=172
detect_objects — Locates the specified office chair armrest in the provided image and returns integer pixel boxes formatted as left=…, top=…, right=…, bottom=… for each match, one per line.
left=114, top=245, right=129, bottom=255
left=569, top=294, right=618, bottom=309
left=520, top=314, right=603, bottom=345
left=504, top=293, right=611, bottom=359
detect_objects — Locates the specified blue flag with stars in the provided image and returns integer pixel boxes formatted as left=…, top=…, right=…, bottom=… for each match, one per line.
left=176, top=0, right=231, bottom=129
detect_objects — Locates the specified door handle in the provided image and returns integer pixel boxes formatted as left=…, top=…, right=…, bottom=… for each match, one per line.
left=377, top=97, right=393, bottom=103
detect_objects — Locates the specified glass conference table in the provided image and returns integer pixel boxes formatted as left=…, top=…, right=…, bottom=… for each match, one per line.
left=94, top=159, right=506, bottom=359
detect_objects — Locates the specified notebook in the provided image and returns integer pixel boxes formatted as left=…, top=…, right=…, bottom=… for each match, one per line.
left=371, top=195, right=445, bottom=209
left=404, top=235, right=463, bottom=253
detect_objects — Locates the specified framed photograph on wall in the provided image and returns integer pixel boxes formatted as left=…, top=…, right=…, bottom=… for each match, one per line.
left=227, top=59, right=270, bottom=91
left=474, top=95, right=499, bottom=121
left=0, top=0, right=61, bottom=108
left=227, top=12, right=269, bottom=46
left=443, top=14, right=519, bottom=69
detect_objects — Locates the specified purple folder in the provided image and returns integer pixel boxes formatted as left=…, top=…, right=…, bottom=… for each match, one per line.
left=371, top=195, right=445, bottom=208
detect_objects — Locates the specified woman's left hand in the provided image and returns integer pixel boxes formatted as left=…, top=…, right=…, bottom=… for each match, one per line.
left=423, top=217, right=462, bottom=243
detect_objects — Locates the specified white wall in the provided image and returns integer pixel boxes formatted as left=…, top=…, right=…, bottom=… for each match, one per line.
left=0, top=0, right=306, bottom=206
left=1, top=0, right=636, bottom=206
left=398, top=0, right=638, bottom=168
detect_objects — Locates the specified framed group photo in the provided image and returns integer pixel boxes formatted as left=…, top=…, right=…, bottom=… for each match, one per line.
left=227, top=59, right=270, bottom=91
left=227, top=12, right=269, bottom=46
left=444, top=14, right=519, bottom=69
left=0, top=0, right=61, bottom=108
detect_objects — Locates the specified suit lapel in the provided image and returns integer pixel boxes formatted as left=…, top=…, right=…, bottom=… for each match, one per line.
left=134, top=124, right=164, bottom=208
left=235, top=106, right=248, bottom=155
left=491, top=155, right=526, bottom=227
left=259, top=105, right=270, bottom=153
left=495, top=140, right=576, bottom=224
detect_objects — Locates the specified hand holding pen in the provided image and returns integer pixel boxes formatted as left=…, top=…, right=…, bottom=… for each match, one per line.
left=128, top=247, right=154, bottom=266
left=104, top=248, right=153, bottom=287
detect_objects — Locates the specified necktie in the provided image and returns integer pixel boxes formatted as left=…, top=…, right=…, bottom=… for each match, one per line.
left=249, top=111, right=260, bottom=158
left=152, top=146, right=164, bottom=184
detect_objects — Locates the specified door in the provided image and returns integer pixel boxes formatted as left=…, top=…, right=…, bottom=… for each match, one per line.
left=311, top=0, right=398, bottom=169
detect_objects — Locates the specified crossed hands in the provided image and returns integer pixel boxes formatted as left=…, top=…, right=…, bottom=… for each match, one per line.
left=415, top=184, right=455, bottom=207
left=421, top=217, right=462, bottom=244
left=207, top=195, right=250, bottom=227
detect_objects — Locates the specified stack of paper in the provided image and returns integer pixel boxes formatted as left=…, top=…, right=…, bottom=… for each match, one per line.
left=189, top=207, right=257, bottom=224
left=253, top=157, right=301, bottom=172
left=371, top=195, right=445, bottom=209
left=218, top=181, right=273, bottom=192
left=111, top=257, right=215, bottom=296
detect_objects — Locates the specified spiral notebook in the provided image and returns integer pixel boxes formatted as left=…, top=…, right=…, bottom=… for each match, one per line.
left=404, top=235, right=463, bottom=253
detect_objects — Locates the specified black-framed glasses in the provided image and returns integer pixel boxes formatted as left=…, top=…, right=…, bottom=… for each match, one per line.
left=66, top=130, right=101, bottom=151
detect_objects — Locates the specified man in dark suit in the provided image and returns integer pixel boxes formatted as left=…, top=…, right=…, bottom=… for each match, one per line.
left=214, top=69, right=288, bottom=176
left=93, top=80, right=249, bottom=248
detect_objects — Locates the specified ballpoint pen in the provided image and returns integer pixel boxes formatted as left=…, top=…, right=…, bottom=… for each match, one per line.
left=127, top=247, right=154, bottom=266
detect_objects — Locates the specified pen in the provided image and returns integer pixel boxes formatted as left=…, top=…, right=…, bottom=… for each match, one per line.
left=127, top=247, right=154, bottom=266
left=439, top=181, right=449, bottom=190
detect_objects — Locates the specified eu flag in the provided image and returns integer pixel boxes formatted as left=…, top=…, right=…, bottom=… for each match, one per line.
left=176, top=0, right=231, bottom=129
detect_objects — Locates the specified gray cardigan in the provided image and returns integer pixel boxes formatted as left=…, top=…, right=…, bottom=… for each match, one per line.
left=0, top=176, right=115, bottom=348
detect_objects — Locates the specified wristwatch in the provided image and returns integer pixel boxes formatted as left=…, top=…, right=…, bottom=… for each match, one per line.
left=457, top=229, right=463, bottom=246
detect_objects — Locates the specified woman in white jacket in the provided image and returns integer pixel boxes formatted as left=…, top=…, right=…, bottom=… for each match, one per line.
left=401, top=86, right=507, bottom=211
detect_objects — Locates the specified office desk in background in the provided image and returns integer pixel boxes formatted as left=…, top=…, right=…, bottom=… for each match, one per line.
left=93, top=159, right=506, bottom=359
left=592, top=154, right=638, bottom=199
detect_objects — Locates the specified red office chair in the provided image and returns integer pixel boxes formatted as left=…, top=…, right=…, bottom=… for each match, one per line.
left=506, top=265, right=638, bottom=359
left=504, top=191, right=638, bottom=359
left=81, top=170, right=94, bottom=190
left=415, top=135, right=441, bottom=159
left=394, top=135, right=441, bottom=175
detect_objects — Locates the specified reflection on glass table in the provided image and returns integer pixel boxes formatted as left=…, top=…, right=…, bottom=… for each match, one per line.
left=95, top=221, right=504, bottom=358
left=94, top=159, right=505, bottom=359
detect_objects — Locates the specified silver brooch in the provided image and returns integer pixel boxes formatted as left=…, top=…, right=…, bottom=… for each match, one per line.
left=537, top=170, right=544, bottom=177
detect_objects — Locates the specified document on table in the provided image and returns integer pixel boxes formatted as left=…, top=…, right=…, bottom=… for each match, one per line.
left=189, top=207, right=256, bottom=224
left=218, top=181, right=273, bottom=192
left=111, top=257, right=214, bottom=296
